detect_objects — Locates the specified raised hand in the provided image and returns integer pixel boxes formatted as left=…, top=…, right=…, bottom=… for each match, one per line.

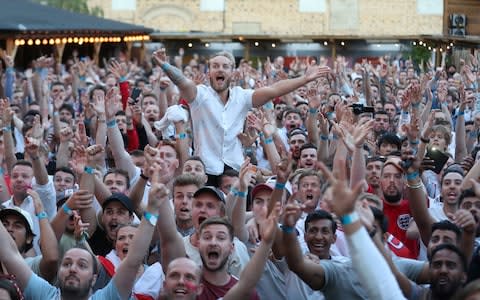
left=352, top=119, right=374, bottom=149
left=276, top=156, right=293, bottom=183
left=303, top=63, right=331, bottom=82
left=317, top=162, right=363, bottom=217
left=108, top=60, right=128, bottom=80
left=73, top=211, right=91, bottom=241
left=66, top=190, right=94, bottom=211
left=148, top=162, right=170, bottom=212
left=25, top=137, right=42, bottom=158
left=0, top=99, right=13, bottom=126
left=152, top=48, right=168, bottom=67
left=447, top=209, right=476, bottom=235
left=238, top=157, right=255, bottom=191
left=104, top=88, right=121, bottom=120
left=70, top=145, right=87, bottom=175
left=91, top=93, right=106, bottom=116
left=86, top=144, right=104, bottom=165
left=59, top=126, right=74, bottom=144
left=258, top=204, right=279, bottom=245
left=28, top=189, right=44, bottom=215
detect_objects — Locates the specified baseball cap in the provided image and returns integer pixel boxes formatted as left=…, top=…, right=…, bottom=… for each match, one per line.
left=383, top=157, right=404, bottom=174
left=102, top=193, right=134, bottom=214
left=251, top=177, right=293, bottom=199
left=0, top=207, right=35, bottom=235
left=193, top=186, right=226, bottom=204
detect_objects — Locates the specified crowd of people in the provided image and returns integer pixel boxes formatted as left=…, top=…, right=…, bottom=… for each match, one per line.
left=0, top=44, right=479, bottom=300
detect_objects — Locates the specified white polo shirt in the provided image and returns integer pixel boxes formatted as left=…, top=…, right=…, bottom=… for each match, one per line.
left=190, top=85, right=254, bottom=175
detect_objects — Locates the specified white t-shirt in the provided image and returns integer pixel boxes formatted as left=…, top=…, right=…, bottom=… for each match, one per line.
left=190, top=85, right=254, bottom=175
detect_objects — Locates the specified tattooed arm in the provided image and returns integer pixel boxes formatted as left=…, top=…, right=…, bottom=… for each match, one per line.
left=152, top=48, right=197, bottom=102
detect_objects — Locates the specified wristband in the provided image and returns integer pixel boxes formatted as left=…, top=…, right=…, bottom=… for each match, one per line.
left=140, top=172, right=149, bottom=181
left=119, top=76, right=127, bottom=82
left=0, top=167, right=3, bottom=175
left=36, top=211, right=48, bottom=220
left=84, top=166, right=95, bottom=174
left=406, top=171, right=419, bottom=181
left=259, top=132, right=265, bottom=139
left=231, top=187, right=247, bottom=198
left=143, top=211, right=159, bottom=226
left=83, top=118, right=92, bottom=125
left=458, top=111, right=465, bottom=116
left=281, top=224, right=295, bottom=234
left=412, top=102, right=420, bottom=108
left=30, top=156, right=39, bottom=161
left=320, top=135, right=329, bottom=141
left=407, top=181, right=423, bottom=189
left=2, top=126, right=11, bottom=132
left=409, top=140, right=419, bottom=145
left=62, top=203, right=73, bottom=216
left=264, top=137, right=273, bottom=144
left=340, top=212, right=359, bottom=225
left=309, top=108, right=318, bottom=114
left=176, top=132, right=187, bottom=140
left=106, top=119, right=117, bottom=128
left=53, top=111, right=59, bottom=117
left=275, top=182, right=286, bottom=190
left=161, top=63, right=171, bottom=72
left=79, top=75, right=86, bottom=81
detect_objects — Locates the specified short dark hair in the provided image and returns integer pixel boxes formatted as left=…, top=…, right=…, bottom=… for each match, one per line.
left=305, top=210, right=337, bottom=234
left=59, top=103, right=75, bottom=117
left=186, top=156, right=206, bottom=170
left=430, top=243, right=467, bottom=272
left=377, top=133, right=401, bottom=150
left=300, top=143, right=317, bottom=154
left=12, top=160, right=33, bottom=170
left=55, top=166, right=76, bottom=182
left=283, top=108, right=302, bottom=120
left=374, top=110, right=389, bottom=117
left=103, top=168, right=130, bottom=189
left=431, top=220, right=462, bottom=242
left=89, top=84, right=107, bottom=100
left=67, top=244, right=99, bottom=275
left=458, top=188, right=477, bottom=206
left=199, top=217, right=234, bottom=241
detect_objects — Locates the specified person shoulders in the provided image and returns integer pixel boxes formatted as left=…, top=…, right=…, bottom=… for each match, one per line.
left=24, top=272, right=59, bottom=299
left=91, top=278, right=122, bottom=300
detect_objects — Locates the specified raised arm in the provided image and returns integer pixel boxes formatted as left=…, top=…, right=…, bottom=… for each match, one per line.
left=228, top=159, right=252, bottom=243
left=153, top=49, right=197, bottom=103
left=318, top=162, right=406, bottom=300
left=113, top=162, right=168, bottom=299
left=404, top=149, right=435, bottom=246
left=30, top=189, right=59, bottom=282
left=252, top=65, right=330, bottom=107
left=455, top=92, right=469, bottom=163
left=1, top=99, right=17, bottom=173
left=104, top=88, right=137, bottom=181
left=282, top=202, right=326, bottom=290
left=224, top=209, right=278, bottom=300
left=350, top=120, right=374, bottom=189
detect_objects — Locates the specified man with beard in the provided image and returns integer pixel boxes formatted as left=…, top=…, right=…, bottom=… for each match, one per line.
left=288, top=128, right=307, bottom=161
left=365, top=156, right=385, bottom=198
left=0, top=163, right=170, bottom=300
left=380, top=157, right=420, bottom=258
left=409, top=244, right=467, bottom=300
left=159, top=213, right=278, bottom=300
left=373, top=110, right=390, bottom=138
left=152, top=49, right=330, bottom=187
left=298, top=144, right=318, bottom=170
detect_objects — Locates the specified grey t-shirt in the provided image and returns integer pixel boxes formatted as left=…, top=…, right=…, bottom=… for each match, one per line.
left=320, top=258, right=369, bottom=299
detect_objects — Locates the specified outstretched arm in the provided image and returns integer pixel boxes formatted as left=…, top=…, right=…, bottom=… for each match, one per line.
left=153, top=49, right=197, bottom=102
left=224, top=209, right=278, bottom=300
left=252, top=65, right=330, bottom=107
left=113, top=163, right=169, bottom=299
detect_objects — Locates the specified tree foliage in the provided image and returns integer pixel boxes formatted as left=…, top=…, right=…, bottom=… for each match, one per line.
left=34, top=0, right=104, bottom=17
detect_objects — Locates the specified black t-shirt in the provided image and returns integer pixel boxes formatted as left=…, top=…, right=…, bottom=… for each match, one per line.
left=88, top=227, right=113, bottom=256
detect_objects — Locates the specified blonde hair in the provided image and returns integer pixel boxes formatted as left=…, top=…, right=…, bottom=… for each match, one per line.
left=209, top=51, right=235, bottom=69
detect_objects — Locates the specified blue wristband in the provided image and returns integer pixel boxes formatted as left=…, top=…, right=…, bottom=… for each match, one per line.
left=0, top=167, right=3, bottom=175
left=84, top=166, right=95, bottom=174
left=309, top=108, right=318, bottom=114
left=281, top=224, right=295, bottom=234
left=107, top=119, right=117, bottom=128
left=320, top=135, right=329, bottom=141
left=264, top=137, right=273, bottom=144
left=176, top=132, right=187, bottom=140
left=62, top=203, right=73, bottom=215
left=161, top=63, right=171, bottom=72
left=36, top=211, right=48, bottom=220
left=2, top=126, right=11, bottom=132
left=231, top=187, right=247, bottom=198
left=459, top=111, right=465, bottom=116
left=143, top=211, right=159, bottom=226
left=406, top=171, right=419, bottom=181
left=275, top=182, right=285, bottom=190
left=119, top=76, right=127, bottom=82
left=410, top=140, right=419, bottom=145
left=340, top=212, right=359, bottom=225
